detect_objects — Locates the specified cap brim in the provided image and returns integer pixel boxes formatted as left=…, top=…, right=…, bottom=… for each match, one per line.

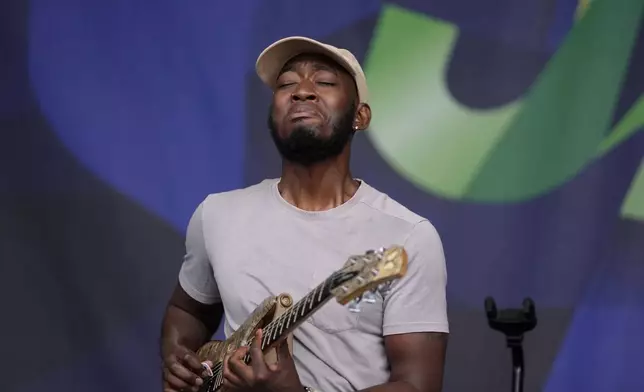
left=255, top=36, right=356, bottom=89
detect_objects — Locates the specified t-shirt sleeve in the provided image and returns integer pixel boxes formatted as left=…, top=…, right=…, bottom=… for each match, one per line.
left=177, top=200, right=221, bottom=304
left=382, top=219, right=449, bottom=335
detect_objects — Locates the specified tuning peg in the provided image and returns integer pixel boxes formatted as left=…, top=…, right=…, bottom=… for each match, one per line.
left=362, top=290, right=377, bottom=304
left=348, top=298, right=362, bottom=313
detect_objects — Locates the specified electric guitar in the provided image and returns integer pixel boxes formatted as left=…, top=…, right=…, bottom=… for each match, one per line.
left=195, top=245, right=409, bottom=392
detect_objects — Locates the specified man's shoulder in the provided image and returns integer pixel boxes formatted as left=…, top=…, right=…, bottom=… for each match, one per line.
left=201, top=178, right=277, bottom=211
left=361, top=181, right=429, bottom=227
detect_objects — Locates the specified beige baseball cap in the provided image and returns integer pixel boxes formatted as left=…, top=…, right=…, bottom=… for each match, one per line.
left=255, top=36, right=369, bottom=104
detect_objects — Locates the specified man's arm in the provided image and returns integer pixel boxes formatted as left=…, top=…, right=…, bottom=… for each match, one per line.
left=162, top=198, right=223, bottom=354
left=361, top=332, right=447, bottom=392
left=361, top=219, right=449, bottom=392
left=160, top=283, right=224, bottom=392
left=161, top=281, right=224, bottom=355
left=160, top=199, right=224, bottom=391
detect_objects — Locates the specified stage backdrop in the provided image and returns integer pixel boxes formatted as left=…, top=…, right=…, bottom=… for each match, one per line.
left=1, top=0, right=643, bottom=391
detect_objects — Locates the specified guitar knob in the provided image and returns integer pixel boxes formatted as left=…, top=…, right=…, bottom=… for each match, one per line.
left=348, top=299, right=362, bottom=313
left=362, top=290, right=377, bottom=304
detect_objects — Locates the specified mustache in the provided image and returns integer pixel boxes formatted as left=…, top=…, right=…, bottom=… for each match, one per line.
left=267, top=102, right=356, bottom=132
left=287, top=103, right=322, bottom=121
left=288, top=103, right=319, bottom=114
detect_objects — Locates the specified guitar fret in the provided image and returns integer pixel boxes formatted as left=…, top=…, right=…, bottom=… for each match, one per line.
left=278, top=318, right=285, bottom=335
left=271, top=321, right=279, bottom=341
left=288, top=304, right=296, bottom=325
left=265, top=325, right=274, bottom=342
left=261, top=333, right=269, bottom=350
left=207, top=362, right=223, bottom=392
left=307, top=292, right=315, bottom=310
left=192, top=247, right=404, bottom=392
left=241, top=278, right=337, bottom=367
left=215, top=368, right=222, bottom=391
left=265, top=277, right=333, bottom=340
left=300, top=296, right=308, bottom=316
left=292, top=304, right=299, bottom=322
left=317, top=283, right=325, bottom=302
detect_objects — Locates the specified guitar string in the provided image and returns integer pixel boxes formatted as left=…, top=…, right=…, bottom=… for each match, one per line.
left=203, top=276, right=335, bottom=391
left=202, top=262, right=372, bottom=391
left=207, top=268, right=366, bottom=377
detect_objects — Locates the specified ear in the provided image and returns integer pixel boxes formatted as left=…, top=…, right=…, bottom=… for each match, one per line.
left=353, top=103, right=372, bottom=132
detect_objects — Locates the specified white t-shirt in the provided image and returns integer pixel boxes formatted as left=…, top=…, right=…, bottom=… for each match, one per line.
left=178, top=178, right=448, bottom=392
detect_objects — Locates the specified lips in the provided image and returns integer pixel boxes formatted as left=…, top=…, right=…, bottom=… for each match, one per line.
left=287, top=104, right=320, bottom=121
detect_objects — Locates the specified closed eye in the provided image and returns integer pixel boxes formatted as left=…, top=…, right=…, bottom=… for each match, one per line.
left=277, top=82, right=296, bottom=89
left=316, top=82, right=336, bottom=86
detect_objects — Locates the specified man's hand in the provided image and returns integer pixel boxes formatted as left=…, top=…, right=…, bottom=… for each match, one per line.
left=162, top=343, right=212, bottom=392
left=160, top=283, right=224, bottom=392
left=223, top=329, right=303, bottom=392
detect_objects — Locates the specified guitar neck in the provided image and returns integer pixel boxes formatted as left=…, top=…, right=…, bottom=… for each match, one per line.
left=202, top=274, right=346, bottom=392
left=201, top=246, right=407, bottom=392
left=236, top=269, right=357, bottom=365
left=254, top=274, right=336, bottom=353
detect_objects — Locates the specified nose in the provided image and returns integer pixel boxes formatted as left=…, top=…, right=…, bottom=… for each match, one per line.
left=291, top=80, right=317, bottom=102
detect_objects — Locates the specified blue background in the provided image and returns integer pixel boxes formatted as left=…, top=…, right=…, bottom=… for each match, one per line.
left=1, top=0, right=642, bottom=391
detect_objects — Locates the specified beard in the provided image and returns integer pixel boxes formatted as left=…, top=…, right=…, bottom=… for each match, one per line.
left=268, top=103, right=357, bottom=167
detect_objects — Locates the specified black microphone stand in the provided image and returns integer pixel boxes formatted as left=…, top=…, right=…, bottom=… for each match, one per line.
left=484, top=297, right=538, bottom=392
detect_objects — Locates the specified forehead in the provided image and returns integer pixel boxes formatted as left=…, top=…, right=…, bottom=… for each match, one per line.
left=278, top=53, right=349, bottom=78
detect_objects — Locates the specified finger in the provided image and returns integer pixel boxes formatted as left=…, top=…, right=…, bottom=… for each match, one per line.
left=222, top=354, right=246, bottom=390
left=162, top=379, right=181, bottom=392
left=270, top=338, right=291, bottom=371
left=222, top=368, right=246, bottom=389
left=250, top=329, right=269, bottom=376
left=167, top=348, right=204, bottom=384
left=277, top=338, right=291, bottom=360
left=222, top=375, right=246, bottom=390
left=163, top=369, right=192, bottom=390
left=182, top=352, right=207, bottom=374
left=227, top=348, right=255, bottom=383
left=222, top=352, right=244, bottom=385
left=168, top=360, right=204, bottom=386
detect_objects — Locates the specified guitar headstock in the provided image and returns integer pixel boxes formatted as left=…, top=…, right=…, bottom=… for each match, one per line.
left=330, top=246, right=408, bottom=308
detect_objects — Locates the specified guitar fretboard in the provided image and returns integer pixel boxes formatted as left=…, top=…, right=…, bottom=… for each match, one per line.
left=257, top=274, right=333, bottom=351
left=202, top=269, right=358, bottom=392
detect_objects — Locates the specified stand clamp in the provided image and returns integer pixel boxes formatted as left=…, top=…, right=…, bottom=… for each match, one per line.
left=484, top=297, right=538, bottom=392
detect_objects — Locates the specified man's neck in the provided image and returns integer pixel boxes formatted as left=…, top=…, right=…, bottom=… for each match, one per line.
left=277, top=158, right=360, bottom=212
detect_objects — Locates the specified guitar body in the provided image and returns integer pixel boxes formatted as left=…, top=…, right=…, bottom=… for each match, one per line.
left=192, top=246, right=408, bottom=392
left=196, top=293, right=294, bottom=371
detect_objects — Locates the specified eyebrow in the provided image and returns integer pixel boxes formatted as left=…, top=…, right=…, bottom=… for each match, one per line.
left=278, top=62, right=339, bottom=77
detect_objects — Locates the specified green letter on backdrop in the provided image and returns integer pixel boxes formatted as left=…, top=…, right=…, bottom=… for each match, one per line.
left=364, top=0, right=644, bottom=219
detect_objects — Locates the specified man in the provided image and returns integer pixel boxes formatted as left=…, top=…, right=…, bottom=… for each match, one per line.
left=160, top=36, right=449, bottom=392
